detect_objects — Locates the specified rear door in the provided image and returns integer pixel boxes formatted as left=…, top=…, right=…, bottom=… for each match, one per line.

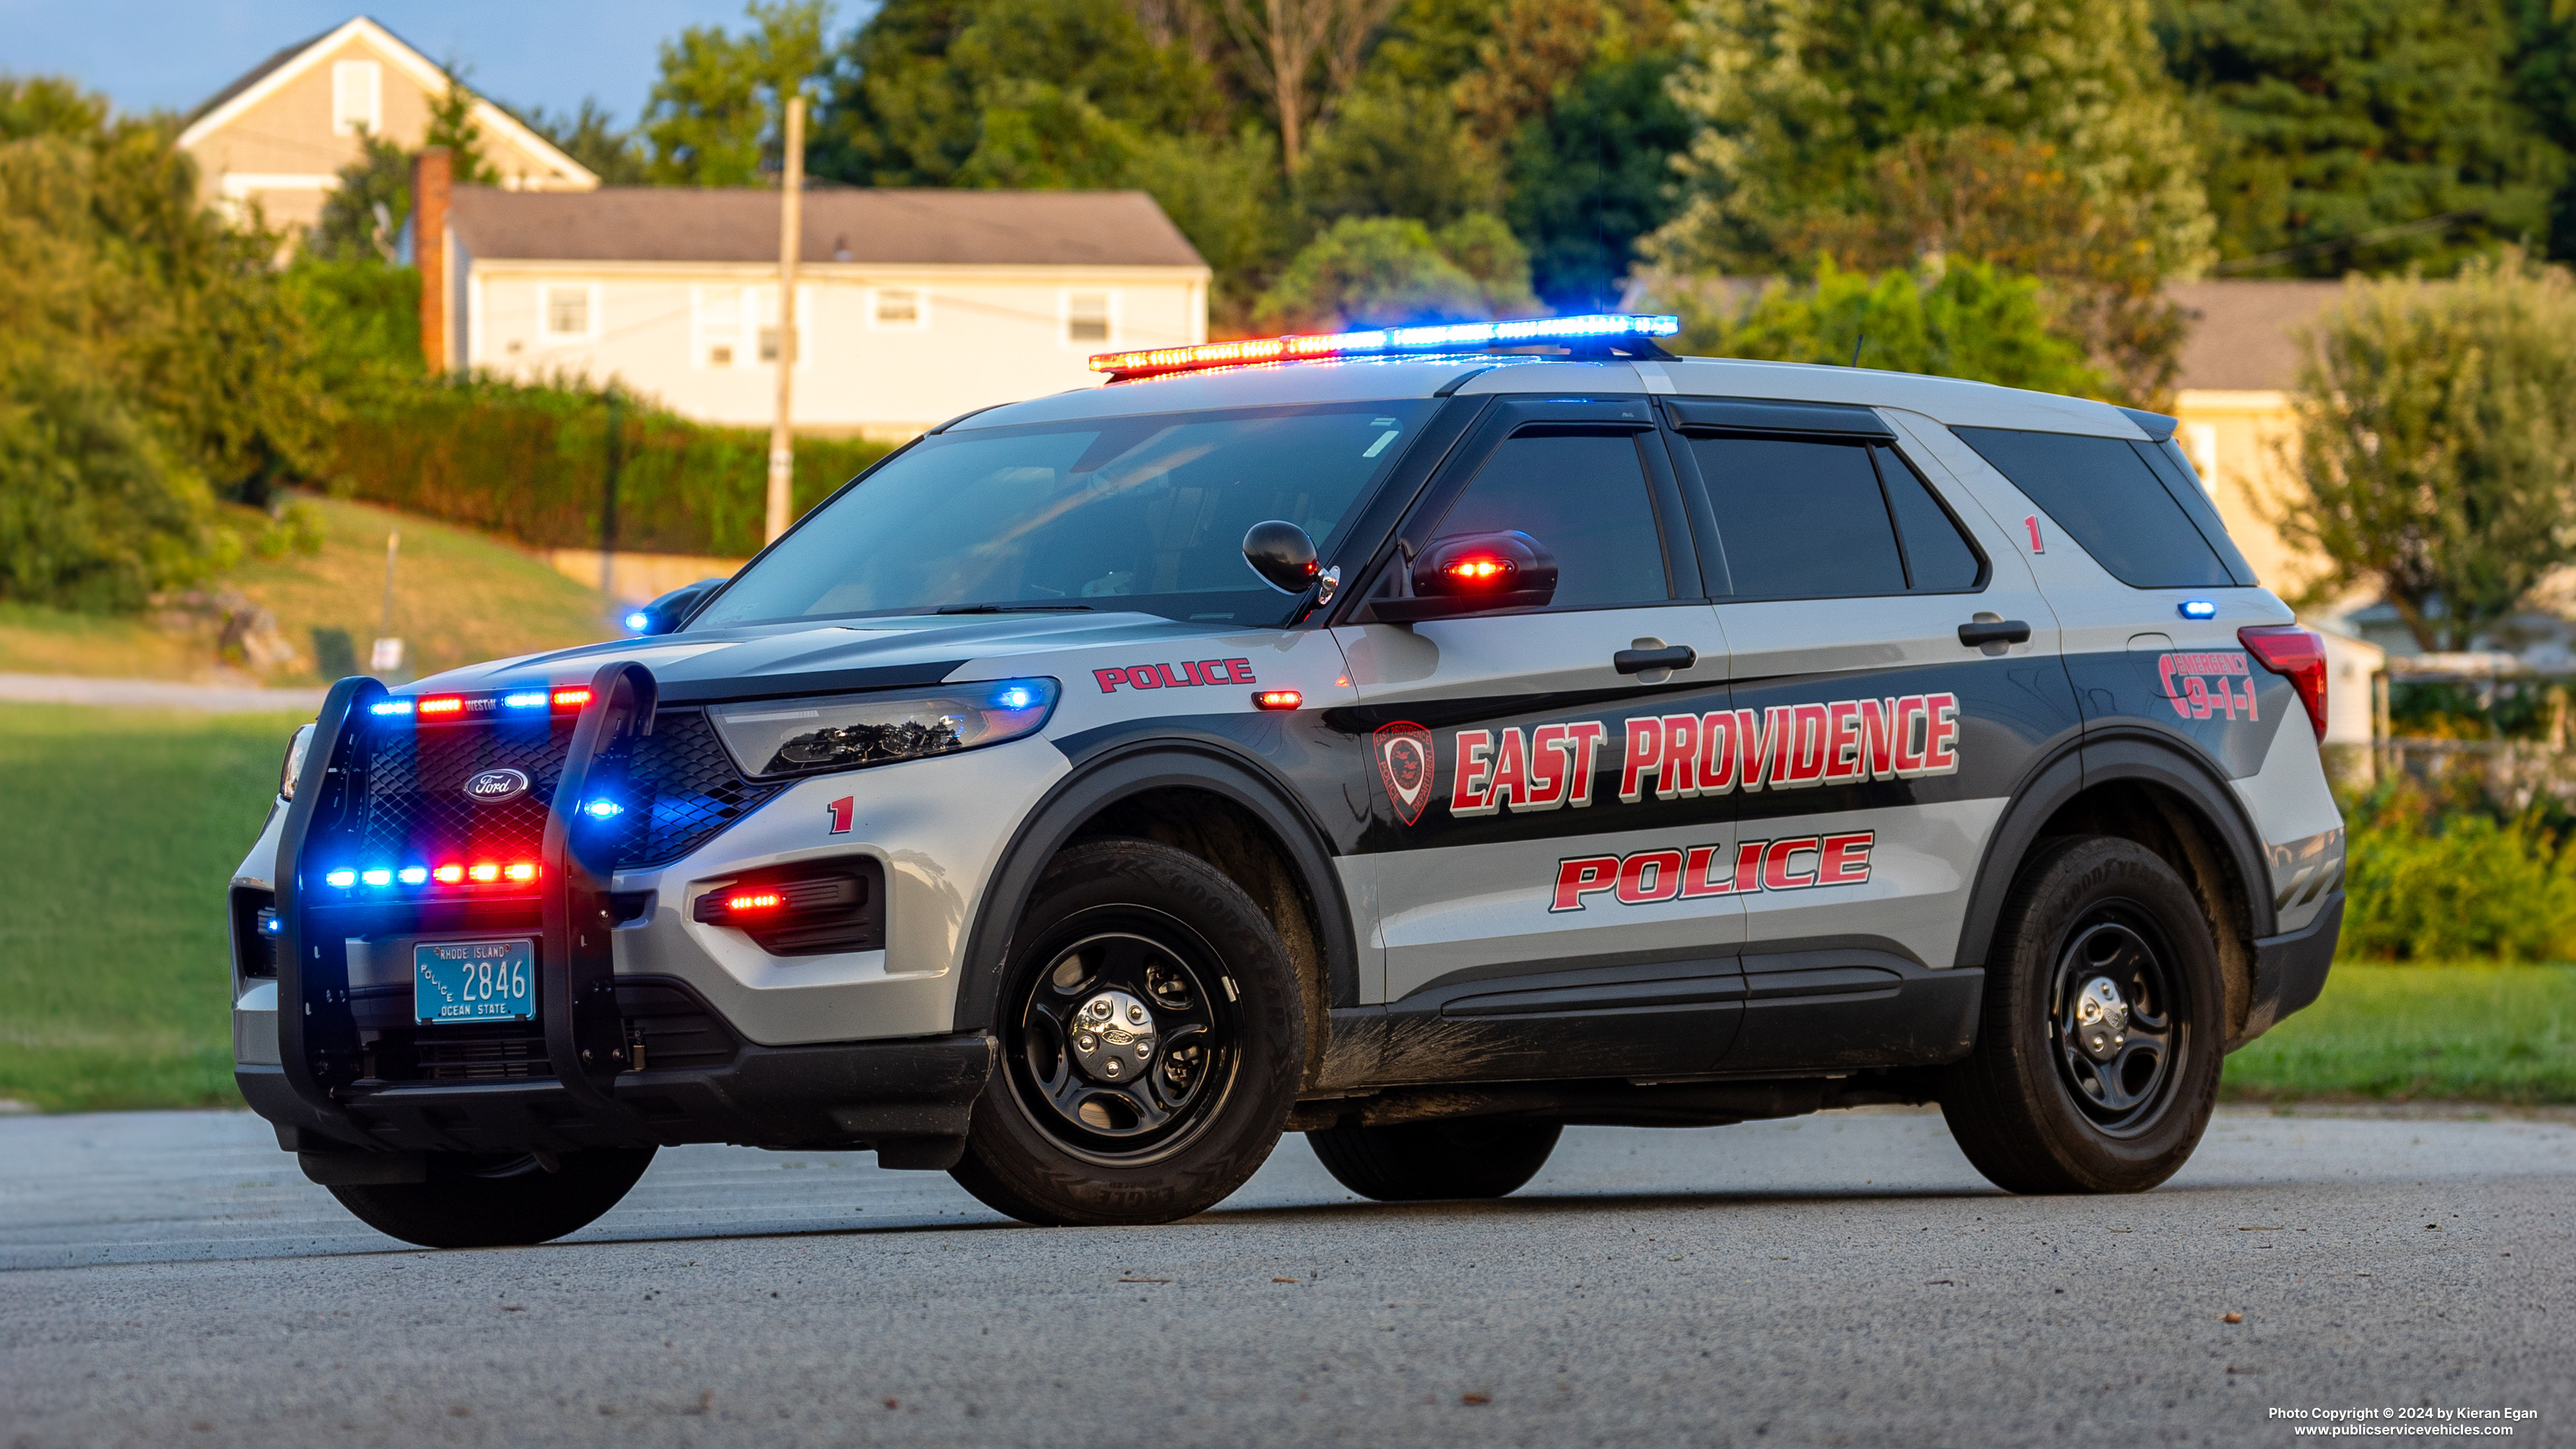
left=1332, top=398, right=1741, bottom=1064
left=1668, top=400, right=2082, bottom=1067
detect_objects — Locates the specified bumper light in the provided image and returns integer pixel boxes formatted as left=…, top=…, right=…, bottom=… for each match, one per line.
left=708, top=677, right=1059, bottom=778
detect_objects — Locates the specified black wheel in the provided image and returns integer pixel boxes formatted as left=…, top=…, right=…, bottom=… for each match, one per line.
left=1307, top=1119, right=1562, bottom=1202
left=327, top=1147, right=655, bottom=1247
left=1941, top=837, right=2223, bottom=1194
left=950, top=840, right=1305, bottom=1226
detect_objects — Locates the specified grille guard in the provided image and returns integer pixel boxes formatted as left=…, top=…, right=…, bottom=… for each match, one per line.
left=274, top=661, right=661, bottom=1143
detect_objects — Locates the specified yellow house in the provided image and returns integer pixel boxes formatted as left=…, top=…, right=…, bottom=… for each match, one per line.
left=178, top=15, right=593, bottom=236
left=2165, top=280, right=2347, bottom=601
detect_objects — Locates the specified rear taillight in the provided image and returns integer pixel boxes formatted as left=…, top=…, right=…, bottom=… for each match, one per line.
left=2240, top=625, right=2328, bottom=742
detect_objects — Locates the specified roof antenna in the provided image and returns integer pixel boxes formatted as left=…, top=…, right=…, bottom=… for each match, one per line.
left=1851, top=331, right=1866, bottom=368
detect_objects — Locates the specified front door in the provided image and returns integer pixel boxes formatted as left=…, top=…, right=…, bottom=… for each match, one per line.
left=1333, top=398, right=1740, bottom=1061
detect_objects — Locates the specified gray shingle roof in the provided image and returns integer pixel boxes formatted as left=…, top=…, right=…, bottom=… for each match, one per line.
left=2166, top=279, right=2347, bottom=392
left=445, top=186, right=1207, bottom=270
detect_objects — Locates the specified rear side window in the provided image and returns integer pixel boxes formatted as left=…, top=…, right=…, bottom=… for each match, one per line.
left=1686, top=436, right=1985, bottom=599
left=1951, top=427, right=2236, bottom=588
left=1435, top=430, right=1671, bottom=608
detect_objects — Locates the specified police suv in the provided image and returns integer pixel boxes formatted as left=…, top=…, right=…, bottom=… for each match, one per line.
left=229, top=315, right=2343, bottom=1246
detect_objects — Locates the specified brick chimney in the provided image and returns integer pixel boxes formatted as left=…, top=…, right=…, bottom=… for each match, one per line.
left=412, top=147, right=451, bottom=372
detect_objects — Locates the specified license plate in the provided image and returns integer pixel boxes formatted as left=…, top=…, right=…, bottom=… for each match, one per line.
left=414, top=940, right=537, bottom=1025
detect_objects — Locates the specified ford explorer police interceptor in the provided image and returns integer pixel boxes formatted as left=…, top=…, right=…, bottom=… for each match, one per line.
left=227, top=315, right=2343, bottom=1247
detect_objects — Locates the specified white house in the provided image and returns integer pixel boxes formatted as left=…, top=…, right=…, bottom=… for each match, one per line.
left=436, top=186, right=1212, bottom=439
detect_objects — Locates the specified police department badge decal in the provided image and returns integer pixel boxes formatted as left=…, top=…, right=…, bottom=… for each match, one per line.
left=1373, top=722, right=1433, bottom=825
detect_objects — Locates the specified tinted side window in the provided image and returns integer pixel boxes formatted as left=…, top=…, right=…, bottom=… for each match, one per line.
left=1689, top=436, right=1906, bottom=599
left=1876, top=446, right=1985, bottom=593
left=1434, top=430, right=1671, bottom=608
left=1952, top=426, right=2234, bottom=588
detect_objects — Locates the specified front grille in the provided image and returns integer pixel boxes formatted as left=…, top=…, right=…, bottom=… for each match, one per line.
left=411, top=1027, right=553, bottom=1082
left=356, top=709, right=783, bottom=873
left=352, top=979, right=741, bottom=1086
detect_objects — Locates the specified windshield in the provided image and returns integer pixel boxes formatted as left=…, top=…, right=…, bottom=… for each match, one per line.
left=693, top=400, right=1439, bottom=630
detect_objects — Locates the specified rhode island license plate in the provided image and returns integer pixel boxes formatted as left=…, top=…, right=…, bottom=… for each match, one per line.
left=414, top=940, right=537, bottom=1025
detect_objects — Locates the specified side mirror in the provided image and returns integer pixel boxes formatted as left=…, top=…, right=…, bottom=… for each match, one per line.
left=1369, top=531, right=1558, bottom=622
left=625, top=577, right=728, bottom=636
left=1242, top=520, right=1320, bottom=594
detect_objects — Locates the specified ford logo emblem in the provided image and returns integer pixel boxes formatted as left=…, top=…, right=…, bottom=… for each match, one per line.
left=465, top=768, right=531, bottom=803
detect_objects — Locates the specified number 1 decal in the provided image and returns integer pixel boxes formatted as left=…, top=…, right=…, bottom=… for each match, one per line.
left=825, top=796, right=855, bottom=835
left=2023, top=515, right=2045, bottom=553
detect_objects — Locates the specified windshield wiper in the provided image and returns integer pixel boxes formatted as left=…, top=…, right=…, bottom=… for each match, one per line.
left=932, top=602, right=1096, bottom=614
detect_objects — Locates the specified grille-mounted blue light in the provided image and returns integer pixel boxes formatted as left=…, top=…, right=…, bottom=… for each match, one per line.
left=582, top=798, right=625, bottom=819
left=371, top=699, right=414, bottom=717
left=502, top=690, right=549, bottom=710
left=2179, top=600, right=2218, bottom=620
left=324, top=869, right=358, bottom=889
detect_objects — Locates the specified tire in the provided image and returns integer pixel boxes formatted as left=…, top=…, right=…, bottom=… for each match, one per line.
left=1307, top=1119, right=1562, bottom=1202
left=950, top=840, right=1305, bottom=1226
left=328, top=1147, right=655, bottom=1247
left=1941, top=836, right=2224, bottom=1194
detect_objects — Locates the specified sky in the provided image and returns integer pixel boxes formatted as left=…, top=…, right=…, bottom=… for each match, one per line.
left=0, top=1, right=827, bottom=125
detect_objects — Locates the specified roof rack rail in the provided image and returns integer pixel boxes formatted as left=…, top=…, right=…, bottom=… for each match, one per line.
left=1088, top=313, right=1683, bottom=382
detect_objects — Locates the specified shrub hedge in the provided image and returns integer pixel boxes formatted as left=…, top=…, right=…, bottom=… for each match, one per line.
left=2339, top=789, right=2576, bottom=962
left=326, top=375, right=895, bottom=557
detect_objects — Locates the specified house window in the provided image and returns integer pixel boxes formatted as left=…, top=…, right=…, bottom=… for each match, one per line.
left=541, top=284, right=595, bottom=341
left=872, top=287, right=925, bottom=329
left=695, top=287, right=741, bottom=368
left=332, top=61, right=382, bottom=136
left=1065, top=291, right=1112, bottom=346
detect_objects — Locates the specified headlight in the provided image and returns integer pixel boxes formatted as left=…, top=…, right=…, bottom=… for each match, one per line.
left=279, top=723, right=316, bottom=800
left=708, top=678, right=1059, bottom=778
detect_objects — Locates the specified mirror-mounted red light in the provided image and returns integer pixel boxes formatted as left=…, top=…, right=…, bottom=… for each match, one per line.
left=1442, top=556, right=1515, bottom=586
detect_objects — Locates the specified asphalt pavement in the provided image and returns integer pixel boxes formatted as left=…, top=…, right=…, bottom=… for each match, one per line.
left=3, top=1105, right=2569, bottom=1448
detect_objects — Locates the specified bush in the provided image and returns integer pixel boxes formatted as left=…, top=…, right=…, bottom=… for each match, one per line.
left=2341, top=801, right=2576, bottom=962
left=1255, top=215, right=1536, bottom=332
left=325, top=375, right=893, bottom=556
left=0, top=355, right=229, bottom=610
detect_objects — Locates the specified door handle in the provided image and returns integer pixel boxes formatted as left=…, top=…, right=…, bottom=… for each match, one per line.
left=1614, top=644, right=1698, bottom=675
left=1957, top=619, right=2033, bottom=648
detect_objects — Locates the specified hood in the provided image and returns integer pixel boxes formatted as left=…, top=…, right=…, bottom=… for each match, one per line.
left=406, top=611, right=1281, bottom=704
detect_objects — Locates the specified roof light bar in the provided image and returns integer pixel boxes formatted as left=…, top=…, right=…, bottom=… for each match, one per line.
left=1090, top=313, right=1683, bottom=381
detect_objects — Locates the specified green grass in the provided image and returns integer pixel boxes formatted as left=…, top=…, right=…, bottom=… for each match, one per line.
left=0, top=703, right=299, bottom=1111
left=0, top=493, right=618, bottom=685
left=2221, top=965, right=2576, bottom=1105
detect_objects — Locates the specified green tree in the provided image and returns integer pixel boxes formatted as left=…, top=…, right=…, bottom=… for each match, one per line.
left=645, top=1, right=831, bottom=185
left=2510, top=0, right=2576, bottom=258
left=0, top=75, right=322, bottom=603
left=1298, top=79, right=1500, bottom=227
left=813, top=0, right=1218, bottom=186
left=1254, top=212, right=1533, bottom=328
left=1654, top=0, right=2213, bottom=278
left=2160, top=0, right=2567, bottom=274
left=1503, top=49, right=1689, bottom=310
left=1776, top=128, right=2189, bottom=406
left=1677, top=257, right=2109, bottom=398
left=1127, top=126, right=1295, bottom=329
left=529, top=98, right=648, bottom=185
left=307, top=130, right=410, bottom=262
left=2275, top=254, right=2576, bottom=651
left=424, top=72, right=499, bottom=184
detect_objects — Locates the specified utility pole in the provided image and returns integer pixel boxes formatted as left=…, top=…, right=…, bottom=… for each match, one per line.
left=764, top=96, right=806, bottom=544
